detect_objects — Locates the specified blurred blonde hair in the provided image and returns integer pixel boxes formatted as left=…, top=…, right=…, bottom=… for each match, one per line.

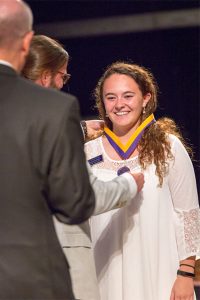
left=22, top=35, right=69, bottom=80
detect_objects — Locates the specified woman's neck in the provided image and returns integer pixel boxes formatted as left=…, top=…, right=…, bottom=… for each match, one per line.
left=113, top=120, right=141, bottom=143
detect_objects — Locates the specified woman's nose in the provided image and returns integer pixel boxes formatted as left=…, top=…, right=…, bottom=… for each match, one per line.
left=115, top=97, right=125, bottom=108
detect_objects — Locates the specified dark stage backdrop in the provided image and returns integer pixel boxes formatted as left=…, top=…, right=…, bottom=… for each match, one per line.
left=27, top=1, right=200, bottom=195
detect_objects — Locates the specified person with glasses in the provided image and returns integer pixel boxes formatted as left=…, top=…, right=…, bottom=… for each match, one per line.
left=22, top=34, right=144, bottom=300
left=22, top=35, right=71, bottom=90
left=22, top=34, right=105, bottom=141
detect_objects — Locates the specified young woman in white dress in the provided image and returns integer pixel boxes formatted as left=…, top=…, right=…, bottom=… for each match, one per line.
left=85, top=62, right=200, bottom=300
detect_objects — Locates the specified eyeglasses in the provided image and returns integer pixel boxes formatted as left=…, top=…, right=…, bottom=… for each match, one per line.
left=58, top=71, right=71, bottom=85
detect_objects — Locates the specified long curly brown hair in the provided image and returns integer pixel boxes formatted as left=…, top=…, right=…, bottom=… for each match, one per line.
left=94, top=61, right=192, bottom=186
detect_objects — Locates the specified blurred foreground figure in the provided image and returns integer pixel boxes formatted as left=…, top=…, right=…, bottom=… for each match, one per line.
left=0, top=1, right=96, bottom=299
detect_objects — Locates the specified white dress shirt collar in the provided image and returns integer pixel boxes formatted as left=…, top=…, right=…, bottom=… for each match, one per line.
left=0, top=60, right=14, bottom=69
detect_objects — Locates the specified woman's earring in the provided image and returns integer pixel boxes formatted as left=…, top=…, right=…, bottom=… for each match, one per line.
left=143, top=106, right=146, bottom=114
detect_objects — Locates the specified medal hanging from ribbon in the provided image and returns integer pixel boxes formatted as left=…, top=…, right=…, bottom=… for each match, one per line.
left=104, top=114, right=155, bottom=160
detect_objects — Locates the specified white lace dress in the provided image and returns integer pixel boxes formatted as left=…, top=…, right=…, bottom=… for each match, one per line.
left=84, top=134, right=200, bottom=300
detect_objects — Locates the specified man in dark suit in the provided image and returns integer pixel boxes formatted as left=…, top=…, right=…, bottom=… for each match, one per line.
left=0, top=1, right=95, bottom=299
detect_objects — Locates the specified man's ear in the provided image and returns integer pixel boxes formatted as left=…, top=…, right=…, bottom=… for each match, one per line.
left=22, top=31, right=34, bottom=57
left=40, top=70, right=52, bottom=88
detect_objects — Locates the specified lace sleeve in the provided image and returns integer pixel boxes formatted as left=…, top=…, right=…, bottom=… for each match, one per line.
left=168, top=135, right=200, bottom=259
left=174, top=207, right=200, bottom=259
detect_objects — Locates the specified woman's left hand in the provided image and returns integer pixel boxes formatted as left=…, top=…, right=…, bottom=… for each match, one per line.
left=170, top=276, right=194, bottom=300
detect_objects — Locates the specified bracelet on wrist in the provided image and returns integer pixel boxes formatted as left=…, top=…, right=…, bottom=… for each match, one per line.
left=179, top=263, right=195, bottom=269
left=177, top=269, right=195, bottom=278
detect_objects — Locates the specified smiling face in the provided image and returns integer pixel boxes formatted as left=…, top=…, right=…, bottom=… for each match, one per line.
left=103, top=73, right=151, bottom=134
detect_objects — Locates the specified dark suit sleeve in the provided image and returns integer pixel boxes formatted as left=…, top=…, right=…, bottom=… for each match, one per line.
left=47, top=98, right=95, bottom=224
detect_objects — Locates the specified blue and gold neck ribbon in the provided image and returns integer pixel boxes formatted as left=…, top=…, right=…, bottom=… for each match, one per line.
left=104, top=114, right=155, bottom=159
